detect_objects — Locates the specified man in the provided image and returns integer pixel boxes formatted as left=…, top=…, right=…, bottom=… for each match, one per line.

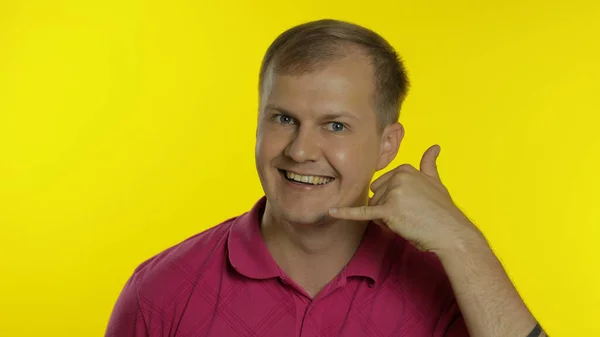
left=105, top=19, right=548, bottom=337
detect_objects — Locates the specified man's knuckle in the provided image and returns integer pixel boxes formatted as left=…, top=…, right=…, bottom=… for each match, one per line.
left=395, top=172, right=411, bottom=183
left=360, top=207, right=368, bottom=218
left=397, top=164, right=412, bottom=171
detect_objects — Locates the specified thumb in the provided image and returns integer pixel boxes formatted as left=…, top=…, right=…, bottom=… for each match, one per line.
left=420, top=144, right=441, bottom=179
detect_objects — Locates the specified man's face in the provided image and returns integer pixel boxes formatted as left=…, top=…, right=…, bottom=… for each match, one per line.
left=255, top=51, right=402, bottom=225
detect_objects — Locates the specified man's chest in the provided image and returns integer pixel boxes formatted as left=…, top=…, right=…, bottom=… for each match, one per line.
left=169, top=279, right=437, bottom=337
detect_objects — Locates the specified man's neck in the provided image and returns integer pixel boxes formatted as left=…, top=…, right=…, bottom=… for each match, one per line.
left=260, top=212, right=368, bottom=297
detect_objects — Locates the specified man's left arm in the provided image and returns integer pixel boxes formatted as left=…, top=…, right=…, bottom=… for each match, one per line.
left=329, top=144, right=549, bottom=337
left=436, top=226, right=547, bottom=337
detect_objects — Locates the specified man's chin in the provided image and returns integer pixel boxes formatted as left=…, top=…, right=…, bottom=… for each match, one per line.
left=264, top=195, right=350, bottom=226
left=281, top=210, right=332, bottom=227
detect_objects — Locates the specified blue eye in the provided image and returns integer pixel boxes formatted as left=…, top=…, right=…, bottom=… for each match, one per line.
left=327, top=122, right=346, bottom=132
left=275, top=114, right=295, bottom=124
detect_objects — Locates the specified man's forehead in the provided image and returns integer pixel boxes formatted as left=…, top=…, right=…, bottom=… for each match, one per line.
left=268, top=70, right=373, bottom=101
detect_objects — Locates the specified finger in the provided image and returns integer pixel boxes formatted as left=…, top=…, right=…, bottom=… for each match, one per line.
left=368, top=195, right=380, bottom=206
left=419, top=145, right=441, bottom=180
left=369, top=185, right=389, bottom=206
left=369, top=182, right=389, bottom=204
left=370, top=171, right=394, bottom=193
left=366, top=198, right=386, bottom=228
left=329, top=205, right=386, bottom=221
left=371, top=164, right=416, bottom=192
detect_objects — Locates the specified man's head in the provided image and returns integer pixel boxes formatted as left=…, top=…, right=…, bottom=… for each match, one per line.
left=255, top=19, right=409, bottom=226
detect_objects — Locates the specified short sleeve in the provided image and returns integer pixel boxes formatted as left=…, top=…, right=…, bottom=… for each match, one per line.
left=433, top=296, right=470, bottom=337
left=104, top=274, right=149, bottom=337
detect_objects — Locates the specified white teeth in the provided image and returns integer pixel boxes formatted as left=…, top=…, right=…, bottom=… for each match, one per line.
left=285, top=171, right=333, bottom=185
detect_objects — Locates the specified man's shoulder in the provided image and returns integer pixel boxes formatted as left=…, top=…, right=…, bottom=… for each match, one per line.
left=127, top=215, right=239, bottom=297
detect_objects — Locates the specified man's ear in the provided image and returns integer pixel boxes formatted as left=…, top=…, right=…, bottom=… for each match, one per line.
left=376, top=122, right=404, bottom=170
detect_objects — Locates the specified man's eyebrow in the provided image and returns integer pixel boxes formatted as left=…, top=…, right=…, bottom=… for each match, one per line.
left=264, top=104, right=293, bottom=115
left=320, top=113, right=359, bottom=122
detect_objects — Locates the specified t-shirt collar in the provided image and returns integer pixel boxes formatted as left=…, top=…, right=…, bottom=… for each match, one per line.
left=227, top=197, right=281, bottom=279
left=227, top=197, right=394, bottom=285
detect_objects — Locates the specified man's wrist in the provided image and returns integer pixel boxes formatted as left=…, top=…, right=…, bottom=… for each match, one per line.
left=527, top=322, right=548, bottom=337
left=433, top=219, right=490, bottom=262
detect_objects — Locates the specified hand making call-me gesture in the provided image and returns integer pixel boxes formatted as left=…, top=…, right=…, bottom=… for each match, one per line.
left=329, top=144, right=484, bottom=254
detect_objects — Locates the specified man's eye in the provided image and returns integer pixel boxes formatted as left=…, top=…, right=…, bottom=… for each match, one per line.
left=327, top=122, right=346, bottom=132
left=275, top=115, right=295, bottom=124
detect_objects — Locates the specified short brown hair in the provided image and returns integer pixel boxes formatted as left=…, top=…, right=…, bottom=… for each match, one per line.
left=259, top=19, right=410, bottom=129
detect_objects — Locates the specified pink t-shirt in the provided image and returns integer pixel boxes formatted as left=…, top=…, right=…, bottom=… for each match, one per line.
left=105, top=197, right=469, bottom=336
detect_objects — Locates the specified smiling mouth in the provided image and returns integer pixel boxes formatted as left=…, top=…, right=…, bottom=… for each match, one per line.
left=279, top=169, right=335, bottom=185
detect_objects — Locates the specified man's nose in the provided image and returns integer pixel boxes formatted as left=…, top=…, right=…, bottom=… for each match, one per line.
left=284, top=126, right=321, bottom=163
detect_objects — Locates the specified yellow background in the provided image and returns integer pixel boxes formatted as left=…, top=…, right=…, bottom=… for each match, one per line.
left=1, top=0, right=598, bottom=336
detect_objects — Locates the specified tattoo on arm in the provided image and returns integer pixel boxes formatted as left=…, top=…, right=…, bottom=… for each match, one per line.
left=526, top=323, right=546, bottom=337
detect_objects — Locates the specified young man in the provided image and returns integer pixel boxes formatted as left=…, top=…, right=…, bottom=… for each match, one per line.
left=105, top=19, right=548, bottom=337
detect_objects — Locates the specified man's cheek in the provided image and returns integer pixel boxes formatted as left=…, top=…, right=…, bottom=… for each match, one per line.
left=333, top=148, right=350, bottom=163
